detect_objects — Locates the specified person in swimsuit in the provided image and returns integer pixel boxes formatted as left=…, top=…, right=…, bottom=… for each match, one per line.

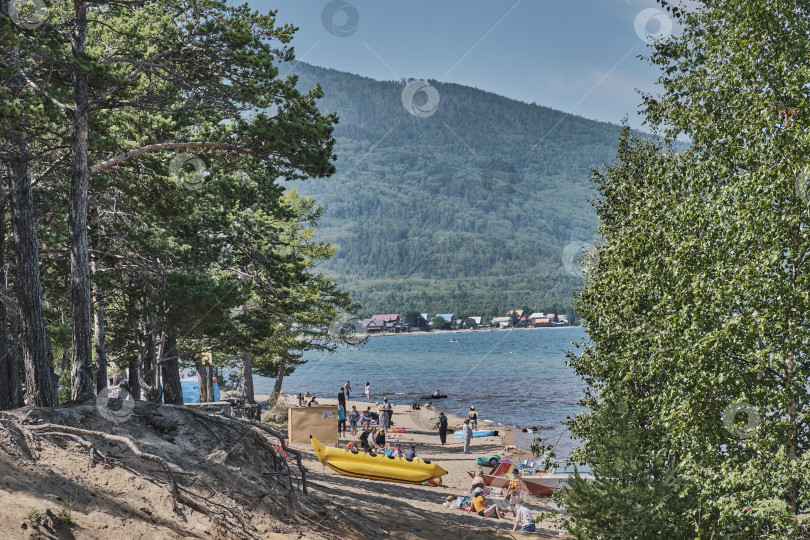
left=469, top=406, right=479, bottom=427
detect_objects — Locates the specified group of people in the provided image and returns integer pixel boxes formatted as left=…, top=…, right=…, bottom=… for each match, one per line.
left=433, top=405, right=479, bottom=453
left=466, top=468, right=536, bottom=531
left=334, top=381, right=394, bottom=438
left=339, top=404, right=377, bottom=436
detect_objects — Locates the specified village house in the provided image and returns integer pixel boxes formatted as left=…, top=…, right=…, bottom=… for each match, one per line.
left=506, top=309, right=529, bottom=327
left=364, top=314, right=407, bottom=333
left=528, top=312, right=551, bottom=327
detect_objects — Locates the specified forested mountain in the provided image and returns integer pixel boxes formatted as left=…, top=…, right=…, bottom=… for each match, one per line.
left=289, top=63, right=626, bottom=317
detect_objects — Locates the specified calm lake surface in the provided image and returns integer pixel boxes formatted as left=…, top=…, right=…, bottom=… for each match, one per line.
left=254, top=326, right=588, bottom=456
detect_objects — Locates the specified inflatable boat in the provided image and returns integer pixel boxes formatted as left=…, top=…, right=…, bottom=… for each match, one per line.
left=310, top=436, right=447, bottom=485
left=454, top=429, right=496, bottom=438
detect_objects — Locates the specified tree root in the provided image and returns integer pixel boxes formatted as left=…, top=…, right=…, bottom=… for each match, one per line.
left=26, top=423, right=212, bottom=518
left=238, top=418, right=308, bottom=495
left=178, top=407, right=307, bottom=494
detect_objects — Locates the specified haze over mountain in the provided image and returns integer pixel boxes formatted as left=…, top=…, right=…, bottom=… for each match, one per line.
left=288, top=62, right=625, bottom=318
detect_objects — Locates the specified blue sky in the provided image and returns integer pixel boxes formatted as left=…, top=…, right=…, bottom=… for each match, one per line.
left=251, top=0, right=686, bottom=130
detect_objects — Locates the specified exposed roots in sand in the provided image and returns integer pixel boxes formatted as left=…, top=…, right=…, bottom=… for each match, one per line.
left=0, top=403, right=388, bottom=539
left=20, top=420, right=257, bottom=538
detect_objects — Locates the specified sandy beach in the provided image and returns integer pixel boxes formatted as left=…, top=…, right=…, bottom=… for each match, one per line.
left=279, top=395, right=568, bottom=538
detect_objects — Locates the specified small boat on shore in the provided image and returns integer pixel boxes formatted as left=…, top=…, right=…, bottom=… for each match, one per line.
left=466, top=460, right=592, bottom=496
left=310, top=436, right=447, bottom=485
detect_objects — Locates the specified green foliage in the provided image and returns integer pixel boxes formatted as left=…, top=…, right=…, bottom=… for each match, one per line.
left=287, top=63, right=636, bottom=315
left=56, top=505, right=72, bottom=526
left=24, top=507, right=40, bottom=526
left=563, top=1, right=810, bottom=537
left=1, top=0, right=354, bottom=399
left=431, top=316, right=451, bottom=331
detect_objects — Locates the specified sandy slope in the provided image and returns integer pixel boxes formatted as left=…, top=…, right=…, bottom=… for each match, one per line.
left=287, top=397, right=568, bottom=539
left=0, top=398, right=567, bottom=539
left=0, top=402, right=366, bottom=540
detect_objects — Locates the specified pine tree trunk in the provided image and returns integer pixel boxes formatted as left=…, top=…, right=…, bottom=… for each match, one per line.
left=138, top=313, right=160, bottom=402
left=272, top=356, right=286, bottom=396
left=90, top=216, right=106, bottom=393
left=128, top=361, right=139, bottom=401
left=144, top=312, right=156, bottom=387
left=6, top=127, right=55, bottom=407
left=92, top=282, right=106, bottom=393
left=204, top=365, right=213, bottom=402
left=161, top=333, right=183, bottom=405
left=195, top=361, right=206, bottom=402
left=8, top=300, right=21, bottom=408
left=196, top=362, right=212, bottom=402
left=68, top=3, right=94, bottom=401
left=46, top=337, right=57, bottom=404
left=0, top=200, right=10, bottom=410
left=242, top=349, right=255, bottom=404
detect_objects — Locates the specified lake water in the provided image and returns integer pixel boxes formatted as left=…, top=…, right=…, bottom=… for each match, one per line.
left=254, top=326, right=588, bottom=456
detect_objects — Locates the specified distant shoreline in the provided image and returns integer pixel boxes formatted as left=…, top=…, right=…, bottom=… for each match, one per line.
left=367, top=325, right=583, bottom=337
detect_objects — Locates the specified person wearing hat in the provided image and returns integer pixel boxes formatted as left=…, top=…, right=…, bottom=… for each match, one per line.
left=377, top=399, right=390, bottom=432
left=468, top=406, right=479, bottom=428
left=471, top=487, right=501, bottom=519
left=435, top=411, right=448, bottom=445
left=470, top=469, right=486, bottom=493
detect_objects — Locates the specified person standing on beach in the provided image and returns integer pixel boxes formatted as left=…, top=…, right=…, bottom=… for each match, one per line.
left=463, top=418, right=473, bottom=454
left=436, top=411, right=448, bottom=445
left=378, top=400, right=389, bottom=433
left=344, top=381, right=351, bottom=400
left=383, top=396, right=393, bottom=428
left=468, top=406, right=479, bottom=428
left=365, top=381, right=370, bottom=402
left=338, top=387, right=346, bottom=409
left=505, top=470, right=523, bottom=513
left=337, top=403, right=346, bottom=437
left=349, top=405, right=359, bottom=435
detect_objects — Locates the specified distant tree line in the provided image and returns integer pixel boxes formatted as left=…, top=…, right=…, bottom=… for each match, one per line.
left=285, top=62, right=629, bottom=318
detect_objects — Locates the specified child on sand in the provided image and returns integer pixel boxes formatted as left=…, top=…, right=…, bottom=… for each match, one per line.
left=512, top=501, right=535, bottom=532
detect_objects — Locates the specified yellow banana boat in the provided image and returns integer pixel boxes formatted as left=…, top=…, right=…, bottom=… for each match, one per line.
left=309, top=436, right=447, bottom=485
